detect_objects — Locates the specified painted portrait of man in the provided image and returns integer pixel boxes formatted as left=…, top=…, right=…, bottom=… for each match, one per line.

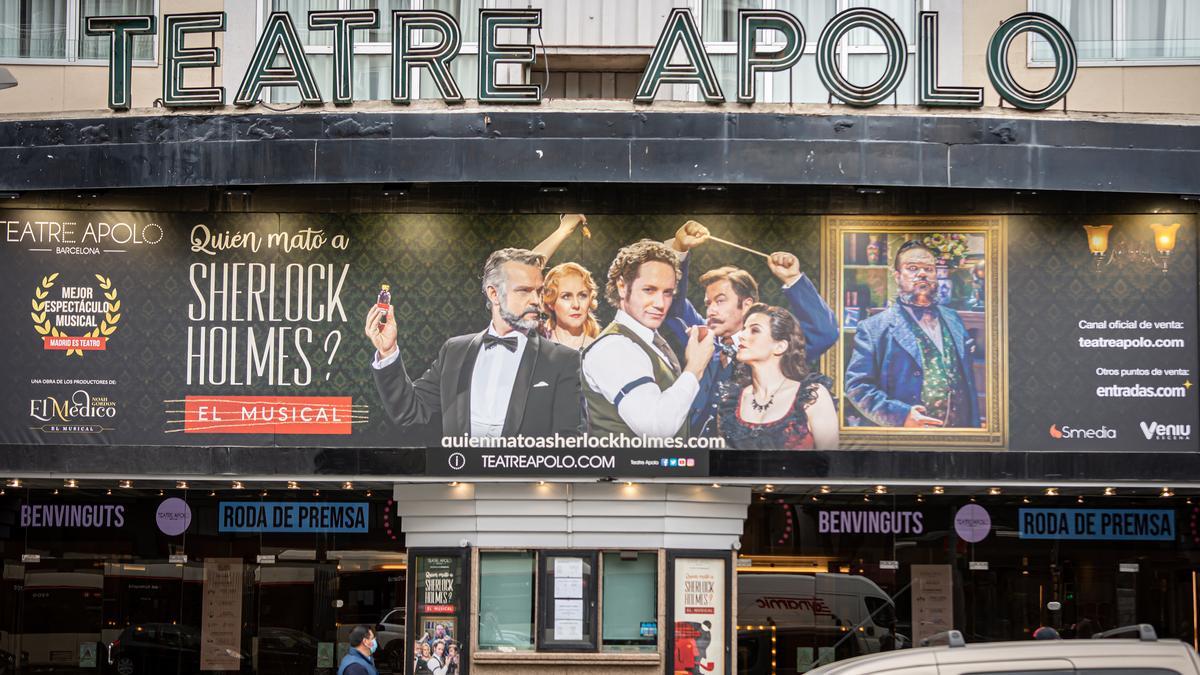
left=844, top=239, right=981, bottom=428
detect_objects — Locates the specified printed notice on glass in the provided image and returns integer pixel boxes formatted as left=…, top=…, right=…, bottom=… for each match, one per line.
left=555, top=557, right=583, bottom=579
left=201, top=558, right=243, bottom=671
left=555, top=598, right=583, bottom=621
left=554, top=575, right=583, bottom=598
left=911, top=564, right=953, bottom=647
left=554, top=619, right=583, bottom=641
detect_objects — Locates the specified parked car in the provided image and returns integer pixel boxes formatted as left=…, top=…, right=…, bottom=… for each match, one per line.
left=105, top=623, right=203, bottom=675
left=806, top=625, right=1200, bottom=675
left=374, top=608, right=406, bottom=673
left=105, top=623, right=250, bottom=675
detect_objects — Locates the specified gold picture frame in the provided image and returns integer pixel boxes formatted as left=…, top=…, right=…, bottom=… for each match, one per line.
left=820, top=216, right=1008, bottom=449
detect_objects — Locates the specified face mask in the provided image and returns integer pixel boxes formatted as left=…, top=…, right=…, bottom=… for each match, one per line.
left=368, top=639, right=378, bottom=655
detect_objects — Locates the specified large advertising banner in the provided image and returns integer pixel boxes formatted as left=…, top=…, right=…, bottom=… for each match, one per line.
left=1, top=210, right=1196, bottom=471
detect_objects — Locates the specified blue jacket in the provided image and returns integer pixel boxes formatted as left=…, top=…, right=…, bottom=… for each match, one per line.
left=844, top=303, right=980, bottom=428
left=338, top=649, right=378, bottom=675
left=664, top=256, right=839, bottom=435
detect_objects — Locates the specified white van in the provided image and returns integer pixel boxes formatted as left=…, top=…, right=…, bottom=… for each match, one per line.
left=738, top=574, right=907, bottom=675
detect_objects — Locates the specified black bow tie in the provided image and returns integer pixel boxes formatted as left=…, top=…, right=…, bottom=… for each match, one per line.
left=483, top=334, right=519, bottom=353
left=899, top=299, right=937, bottom=321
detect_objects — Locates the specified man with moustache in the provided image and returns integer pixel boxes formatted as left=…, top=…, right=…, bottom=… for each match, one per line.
left=663, top=221, right=839, bottom=436
left=845, top=240, right=980, bottom=428
left=581, top=239, right=714, bottom=438
left=365, top=248, right=582, bottom=438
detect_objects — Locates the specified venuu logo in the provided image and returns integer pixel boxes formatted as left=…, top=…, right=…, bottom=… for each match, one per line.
left=1140, top=421, right=1191, bottom=441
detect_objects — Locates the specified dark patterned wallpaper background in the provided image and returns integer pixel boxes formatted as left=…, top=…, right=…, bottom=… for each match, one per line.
left=1, top=209, right=1195, bottom=453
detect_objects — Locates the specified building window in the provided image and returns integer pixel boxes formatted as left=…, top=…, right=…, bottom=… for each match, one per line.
left=701, top=0, right=918, bottom=105
left=262, top=0, right=480, bottom=104
left=601, top=552, right=658, bottom=652
left=0, top=0, right=68, bottom=60
left=478, top=551, right=535, bottom=652
left=78, top=0, right=155, bottom=61
left=0, top=0, right=158, bottom=63
left=1030, top=0, right=1200, bottom=64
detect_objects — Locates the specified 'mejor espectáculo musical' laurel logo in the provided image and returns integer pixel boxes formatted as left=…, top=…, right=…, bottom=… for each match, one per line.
left=31, top=273, right=121, bottom=356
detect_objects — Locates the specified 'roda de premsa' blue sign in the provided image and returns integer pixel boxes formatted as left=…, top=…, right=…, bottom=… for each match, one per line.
left=219, top=501, right=368, bottom=533
left=1019, top=508, right=1175, bottom=541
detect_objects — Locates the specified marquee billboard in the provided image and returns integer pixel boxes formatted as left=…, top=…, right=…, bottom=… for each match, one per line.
left=1, top=209, right=1196, bottom=476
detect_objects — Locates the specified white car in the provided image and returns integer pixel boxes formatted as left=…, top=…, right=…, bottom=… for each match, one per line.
left=374, top=608, right=406, bottom=673
left=807, top=625, right=1200, bottom=675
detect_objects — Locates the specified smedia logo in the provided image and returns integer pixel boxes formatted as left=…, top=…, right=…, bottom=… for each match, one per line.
left=1140, top=421, right=1192, bottom=441
left=1049, top=424, right=1117, bottom=440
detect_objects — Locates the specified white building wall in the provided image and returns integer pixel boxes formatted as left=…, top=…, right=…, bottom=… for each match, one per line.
left=393, top=482, right=752, bottom=550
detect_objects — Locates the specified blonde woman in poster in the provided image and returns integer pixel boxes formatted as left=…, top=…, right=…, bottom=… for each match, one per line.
left=717, top=304, right=839, bottom=450
left=533, top=213, right=601, bottom=350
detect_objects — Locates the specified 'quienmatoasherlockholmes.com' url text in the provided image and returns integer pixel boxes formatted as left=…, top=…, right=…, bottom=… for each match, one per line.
left=440, top=433, right=726, bottom=450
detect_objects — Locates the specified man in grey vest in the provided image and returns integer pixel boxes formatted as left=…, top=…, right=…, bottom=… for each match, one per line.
left=581, top=239, right=714, bottom=438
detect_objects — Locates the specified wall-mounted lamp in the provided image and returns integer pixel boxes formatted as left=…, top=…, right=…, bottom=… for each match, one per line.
left=1083, top=224, right=1112, bottom=264
left=1150, top=222, right=1180, bottom=272
left=1085, top=222, right=1185, bottom=272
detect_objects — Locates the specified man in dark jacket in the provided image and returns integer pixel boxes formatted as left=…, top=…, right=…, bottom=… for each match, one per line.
left=366, top=248, right=583, bottom=439
left=338, top=625, right=379, bottom=675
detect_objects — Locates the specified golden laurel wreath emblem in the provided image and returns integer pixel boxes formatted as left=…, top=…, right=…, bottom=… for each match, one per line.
left=31, top=273, right=121, bottom=357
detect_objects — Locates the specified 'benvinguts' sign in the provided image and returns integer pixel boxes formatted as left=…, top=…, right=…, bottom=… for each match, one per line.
left=87, top=8, right=1075, bottom=112
left=21, top=503, right=125, bottom=528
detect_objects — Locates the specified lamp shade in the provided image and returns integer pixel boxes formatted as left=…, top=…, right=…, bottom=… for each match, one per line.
left=0, top=67, right=16, bottom=91
left=1083, top=224, right=1112, bottom=255
left=1150, top=222, right=1180, bottom=254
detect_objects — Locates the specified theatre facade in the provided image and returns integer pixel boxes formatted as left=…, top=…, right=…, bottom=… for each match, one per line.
left=0, top=1, right=1198, bottom=674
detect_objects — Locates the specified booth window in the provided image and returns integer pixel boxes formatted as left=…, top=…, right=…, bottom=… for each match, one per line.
left=601, top=552, right=658, bottom=652
left=478, top=551, right=535, bottom=652
left=537, top=551, right=598, bottom=650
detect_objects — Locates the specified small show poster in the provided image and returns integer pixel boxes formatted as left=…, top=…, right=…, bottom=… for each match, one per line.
left=911, top=564, right=953, bottom=646
left=673, top=557, right=725, bottom=675
left=413, top=555, right=463, bottom=674
left=200, top=558, right=244, bottom=671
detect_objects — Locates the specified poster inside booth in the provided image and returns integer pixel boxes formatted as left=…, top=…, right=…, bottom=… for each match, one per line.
left=672, top=556, right=728, bottom=675
left=410, top=553, right=468, bottom=674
